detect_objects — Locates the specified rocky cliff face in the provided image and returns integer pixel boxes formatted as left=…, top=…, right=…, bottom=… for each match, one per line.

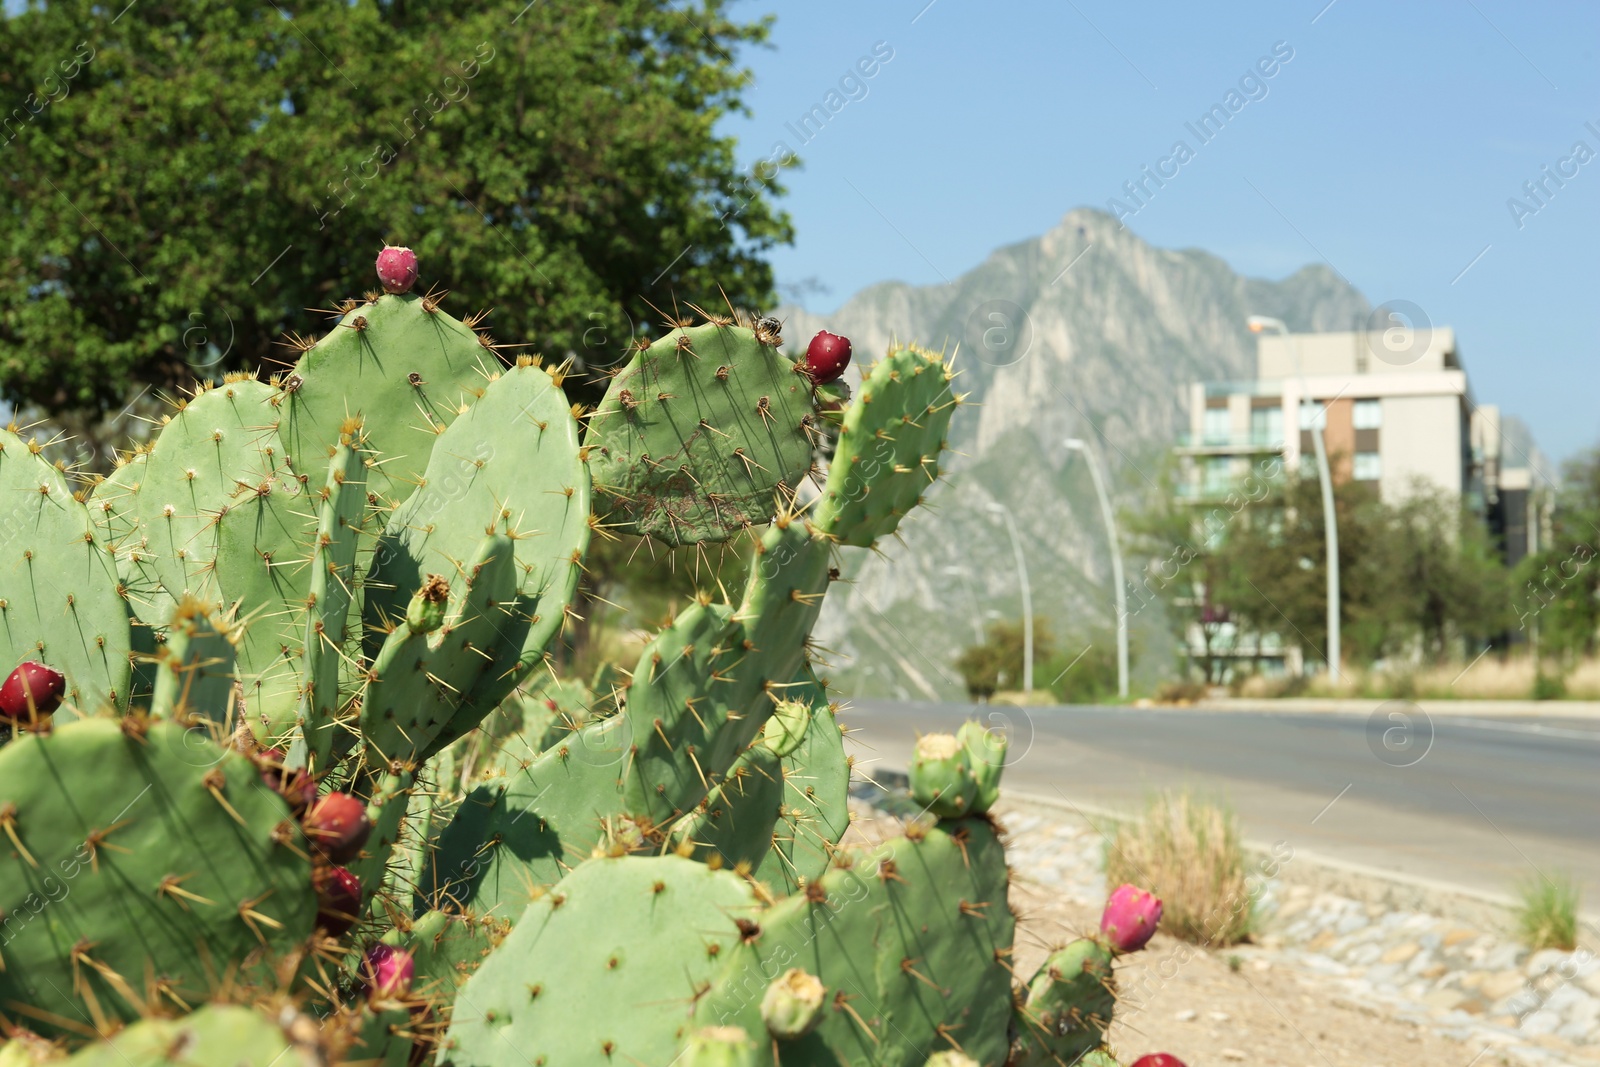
left=779, top=207, right=1371, bottom=700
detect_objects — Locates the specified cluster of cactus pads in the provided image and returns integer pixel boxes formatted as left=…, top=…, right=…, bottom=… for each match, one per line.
left=0, top=247, right=1173, bottom=1067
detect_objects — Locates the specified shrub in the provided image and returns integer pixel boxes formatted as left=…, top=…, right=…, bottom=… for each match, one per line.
left=1106, top=791, right=1253, bottom=946
left=1154, top=679, right=1206, bottom=704
left=1533, top=668, right=1568, bottom=701
left=1517, top=874, right=1581, bottom=952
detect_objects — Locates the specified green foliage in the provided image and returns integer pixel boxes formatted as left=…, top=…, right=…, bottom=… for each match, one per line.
left=954, top=616, right=1053, bottom=699
left=1515, top=447, right=1600, bottom=658
left=0, top=0, right=790, bottom=422
left=1129, top=459, right=1513, bottom=682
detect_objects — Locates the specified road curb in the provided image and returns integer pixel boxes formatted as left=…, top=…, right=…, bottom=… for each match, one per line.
left=1189, top=697, right=1600, bottom=718
left=998, top=786, right=1600, bottom=937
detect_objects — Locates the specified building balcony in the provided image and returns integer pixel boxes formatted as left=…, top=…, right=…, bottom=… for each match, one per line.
left=1174, top=431, right=1287, bottom=454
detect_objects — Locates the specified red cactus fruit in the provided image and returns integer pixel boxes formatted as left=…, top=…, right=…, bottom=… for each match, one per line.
left=1130, top=1056, right=1187, bottom=1067
left=1100, top=883, right=1163, bottom=954
left=303, top=791, right=372, bottom=863
left=255, top=748, right=317, bottom=812
left=803, top=330, right=852, bottom=384
left=0, top=661, right=65, bottom=720
left=313, top=865, right=362, bottom=938
left=375, top=245, right=418, bottom=295
left=363, top=944, right=415, bottom=1001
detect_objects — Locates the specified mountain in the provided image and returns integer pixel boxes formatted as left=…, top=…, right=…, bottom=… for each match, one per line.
left=778, top=207, right=1372, bottom=701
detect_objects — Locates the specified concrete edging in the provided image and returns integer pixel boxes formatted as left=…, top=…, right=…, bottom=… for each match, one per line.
left=998, top=787, right=1600, bottom=937
left=1188, top=697, right=1600, bottom=718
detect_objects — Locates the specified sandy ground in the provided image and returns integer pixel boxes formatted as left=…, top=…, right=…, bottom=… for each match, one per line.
left=1010, top=877, right=1485, bottom=1067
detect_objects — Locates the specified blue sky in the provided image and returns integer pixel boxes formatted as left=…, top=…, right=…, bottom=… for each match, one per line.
left=722, top=0, right=1600, bottom=468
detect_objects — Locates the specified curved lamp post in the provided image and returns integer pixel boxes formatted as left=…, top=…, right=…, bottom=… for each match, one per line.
left=1247, top=315, right=1341, bottom=681
left=1065, top=437, right=1128, bottom=699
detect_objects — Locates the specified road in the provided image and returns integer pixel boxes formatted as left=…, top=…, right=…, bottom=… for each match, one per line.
left=845, top=700, right=1600, bottom=902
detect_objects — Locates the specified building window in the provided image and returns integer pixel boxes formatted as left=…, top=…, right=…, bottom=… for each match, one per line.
left=1203, top=407, right=1231, bottom=445
left=1204, top=457, right=1231, bottom=493
left=1250, top=406, right=1283, bottom=446
left=1353, top=451, right=1381, bottom=481
left=1298, top=401, right=1327, bottom=430
left=1352, top=399, right=1381, bottom=430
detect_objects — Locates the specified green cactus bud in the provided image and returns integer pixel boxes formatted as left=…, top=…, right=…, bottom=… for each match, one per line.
left=760, top=967, right=826, bottom=1039
left=957, top=719, right=1008, bottom=813
left=405, top=574, right=450, bottom=634
left=761, top=698, right=811, bottom=757
left=679, top=1027, right=760, bottom=1067
left=814, top=379, right=851, bottom=426
left=909, top=732, right=977, bottom=819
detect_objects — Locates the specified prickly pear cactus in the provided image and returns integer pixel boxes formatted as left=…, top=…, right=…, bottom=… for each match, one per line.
left=0, top=248, right=1156, bottom=1067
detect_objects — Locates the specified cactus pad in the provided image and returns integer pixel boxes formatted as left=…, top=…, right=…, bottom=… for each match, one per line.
left=694, top=819, right=1016, bottom=1066
left=92, top=378, right=284, bottom=631
left=815, top=346, right=956, bottom=547
left=1011, top=939, right=1117, bottom=1065
left=0, top=428, right=132, bottom=716
left=0, top=718, right=316, bottom=1032
left=442, top=854, right=759, bottom=1067
left=278, top=293, right=495, bottom=509
left=588, top=324, right=816, bottom=545
left=360, top=360, right=589, bottom=765
left=61, top=1004, right=315, bottom=1067
left=215, top=432, right=368, bottom=761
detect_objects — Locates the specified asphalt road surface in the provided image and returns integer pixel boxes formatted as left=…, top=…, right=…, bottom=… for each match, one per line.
left=845, top=700, right=1600, bottom=902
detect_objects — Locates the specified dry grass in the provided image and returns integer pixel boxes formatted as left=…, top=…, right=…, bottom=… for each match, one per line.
left=1234, top=656, right=1600, bottom=701
left=1516, top=873, right=1581, bottom=952
left=1105, top=791, right=1254, bottom=947
left=1565, top=658, right=1600, bottom=700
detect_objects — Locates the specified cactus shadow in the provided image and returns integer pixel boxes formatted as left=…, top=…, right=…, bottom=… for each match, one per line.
left=415, top=783, right=563, bottom=916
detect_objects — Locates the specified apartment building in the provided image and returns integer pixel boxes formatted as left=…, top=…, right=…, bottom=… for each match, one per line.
left=1173, top=326, right=1550, bottom=673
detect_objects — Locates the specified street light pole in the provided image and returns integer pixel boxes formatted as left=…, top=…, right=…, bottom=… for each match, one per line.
left=1066, top=438, right=1128, bottom=699
left=1248, top=315, right=1341, bottom=681
left=985, top=501, right=1032, bottom=693
left=943, top=565, right=987, bottom=646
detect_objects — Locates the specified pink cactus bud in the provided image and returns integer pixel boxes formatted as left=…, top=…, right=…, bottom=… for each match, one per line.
left=314, top=865, right=362, bottom=938
left=303, top=791, right=372, bottom=863
left=375, top=245, right=418, bottom=295
left=1130, top=1056, right=1187, bottom=1067
left=363, top=944, right=414, bottom=1001
left=0, top=661, right=65, bottom=720
left=1100, top=883, right=1162, bottom=953
left=804, top=330, right=852, bottom=384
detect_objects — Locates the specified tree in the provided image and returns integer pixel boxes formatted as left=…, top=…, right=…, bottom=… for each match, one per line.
left=1218, top=468, right=1407, bottom=671
left=1388, top=483, right=1511, bottom=660
left=1515, top=448, right=1600, bottom=659
left=1129, top=455, right=1514, bottom=681
left=954, top=617, right=1054, bottom=700
left=0, top=0, right=791, bottom=449
left=1123, top=454, right=1271, bottom=684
